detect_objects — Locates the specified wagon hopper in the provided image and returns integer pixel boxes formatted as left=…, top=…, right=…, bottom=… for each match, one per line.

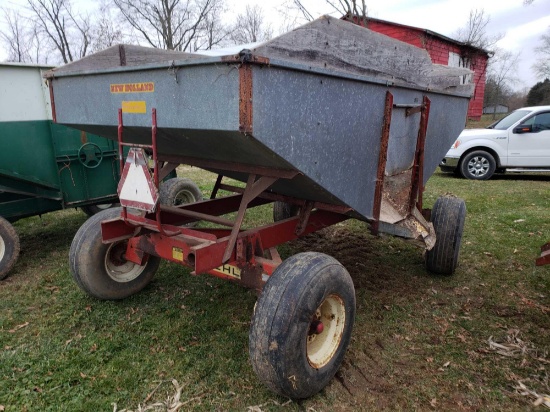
left=48, top=16, right=472, bottom=399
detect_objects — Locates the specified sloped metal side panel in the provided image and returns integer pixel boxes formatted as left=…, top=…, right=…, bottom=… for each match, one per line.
left=53, top=64, right=241, bottom=137
left=251, top=66, right=383, bottom=219
left=422, top=93, right=469, bottom=184
left=251, top=66, right=468, bottom=220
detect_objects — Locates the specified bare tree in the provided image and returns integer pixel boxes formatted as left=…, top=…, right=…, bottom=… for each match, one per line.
left=485, top=50, right=521, bottom=119
left=190, top=1, right=232, bottom=50
left=532, top=28, right=550, bottom=80
left=27, top=0, right=92, bottom=63
left=113, top=0, right=223, bottom=51
left=453, top=9, right=503, bottom=50
left=326, top=0, right=367, bottom=20
left=1, top=8, right=33, bottom=62
left=231, top=5, right=273, bottom=45
left=282, top=0, right=366, bottom=24
left=91, top=2, right=125, bottom=53
left=287, top=0, right=314, bottom=22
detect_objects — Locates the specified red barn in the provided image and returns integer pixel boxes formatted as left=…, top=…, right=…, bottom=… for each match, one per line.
left=344, top=16, right=490, bottom=121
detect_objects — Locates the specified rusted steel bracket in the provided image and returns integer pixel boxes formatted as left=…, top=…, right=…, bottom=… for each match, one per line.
left=408, top=96, right=431, bottom=213
left=48, top=80, right=57, bottom=122
left=221, top=51, right=270, bottom=65
left=222, top=174, right=277, bottom=263
left=217, top=182, right=352, bottom=215
left=239, top=64, right=253, bottom=134
left=371, top=91, right=393, bottom=235
left=158, top=162, right=178, bottom=182
left=210, top=174, right=224, bottom=199
left=294, top=201, right=314, bottom=236
left=391, top=103, right=422, bottom=117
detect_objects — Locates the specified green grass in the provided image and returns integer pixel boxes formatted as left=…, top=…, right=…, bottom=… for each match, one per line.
left=1, top=167, right=549, bottom=411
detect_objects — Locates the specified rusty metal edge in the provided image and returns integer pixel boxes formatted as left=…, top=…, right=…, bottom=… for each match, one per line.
left=371, top=91, right=393, bottom=235
left=221, top=54, right=270, bottom=65
left=408, top=95, right=431, bottom=213
left=239, top=64, right=253, bottom=134
left=48, top=79, right=57, bottom=123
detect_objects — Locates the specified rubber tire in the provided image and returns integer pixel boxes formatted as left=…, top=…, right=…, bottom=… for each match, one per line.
left=69, top=207, right=160, bottom=300
left=80, top=203, right=119, bottom=217
left=249, top=252, right=355, bottom=399
left=159, top=178, right=202, bottom=206
left=425, top=196, right=467, bottom=276
left=0, top=216, right=20, bottom=280
left=459, top=150, right=496, bottom=180
left=272, top=201, right=300, bottom=222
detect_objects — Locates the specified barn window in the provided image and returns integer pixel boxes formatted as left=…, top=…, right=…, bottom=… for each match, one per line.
left=448, top=52, right=472, bottom=85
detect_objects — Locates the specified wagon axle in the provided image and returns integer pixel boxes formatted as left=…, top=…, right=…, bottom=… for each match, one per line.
left=309, top=319, right=325, bottom=335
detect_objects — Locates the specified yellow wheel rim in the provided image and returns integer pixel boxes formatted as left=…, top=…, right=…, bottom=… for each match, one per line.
left=307, top=294, right=346, bottom=368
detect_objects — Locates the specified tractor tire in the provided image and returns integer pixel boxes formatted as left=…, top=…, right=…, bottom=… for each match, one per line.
left=69, top=208, right=160, bottom=300
left=159, top=178, right=202, bottom=207
left=426, top=196, right=467, bottom=275
left=0, top=216, right=20, bottom=280
left=249, top=252, right=355, bottom=399
left=272, top=201, right=300, bottom=222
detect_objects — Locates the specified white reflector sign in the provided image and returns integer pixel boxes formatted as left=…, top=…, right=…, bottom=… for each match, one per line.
left=117, top=148, right=159, bottom=212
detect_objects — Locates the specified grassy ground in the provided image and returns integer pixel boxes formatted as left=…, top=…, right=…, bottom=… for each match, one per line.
left=1, top=165, right=549, bottom=411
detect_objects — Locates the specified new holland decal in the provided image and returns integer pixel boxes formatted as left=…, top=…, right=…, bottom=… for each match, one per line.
left=110, top=82, right=155, bottom=93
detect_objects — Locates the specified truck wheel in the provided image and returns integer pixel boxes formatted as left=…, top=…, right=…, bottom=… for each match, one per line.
left=249, top=252, right=355, bottom=399
left=273, top=201, right=300, bottom=222
left=80, top=203, right=119, bottom=217
left=0, top=216, right=20, bottom=280
left=459, top=150, right=496, bottom=180
left=160, top=178, right=202, bottom=207
left=69, top=208, right=160, bottom=300
left=426, top=196, right=466, bottom=276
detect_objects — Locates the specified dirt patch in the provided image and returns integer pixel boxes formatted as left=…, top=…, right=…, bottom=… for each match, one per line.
left=288, top=225, right=428, bottom=299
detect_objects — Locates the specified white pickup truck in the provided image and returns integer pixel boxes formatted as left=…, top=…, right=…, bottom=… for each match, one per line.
left=440, top=105, right=550, bottom=180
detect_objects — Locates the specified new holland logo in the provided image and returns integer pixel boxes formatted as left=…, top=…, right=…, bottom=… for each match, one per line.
left=110, top=82, right=155, bottom=93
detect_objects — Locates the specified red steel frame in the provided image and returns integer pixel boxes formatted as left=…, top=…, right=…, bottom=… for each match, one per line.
left=108, top=108, right=352, bottom=291
left=107, top=93, right=431, bottom=291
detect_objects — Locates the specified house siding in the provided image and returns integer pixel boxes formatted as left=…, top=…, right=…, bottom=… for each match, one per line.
left=354, top=19, right=488, bottom=120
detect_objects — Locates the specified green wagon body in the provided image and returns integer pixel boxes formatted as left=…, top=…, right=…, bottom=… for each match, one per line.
left=0, top=63, right=119, bottom=222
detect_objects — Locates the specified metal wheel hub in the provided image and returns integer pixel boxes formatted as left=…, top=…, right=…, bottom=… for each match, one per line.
left=468, top=156, right=489, bottom=177
left=307, top=294, right=346, bottom=369
left=104, top=241, right=146, bottom=282
left=96, top=204, right=114, bottom=211
left=173, top=190, right=196, bottom=206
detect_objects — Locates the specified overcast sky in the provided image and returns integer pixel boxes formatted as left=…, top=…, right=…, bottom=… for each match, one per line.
left=1, top=0, right=549, bottom=90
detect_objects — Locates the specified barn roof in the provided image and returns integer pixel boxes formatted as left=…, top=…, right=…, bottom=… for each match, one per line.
left=343, top=15, right=492, bottom=57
